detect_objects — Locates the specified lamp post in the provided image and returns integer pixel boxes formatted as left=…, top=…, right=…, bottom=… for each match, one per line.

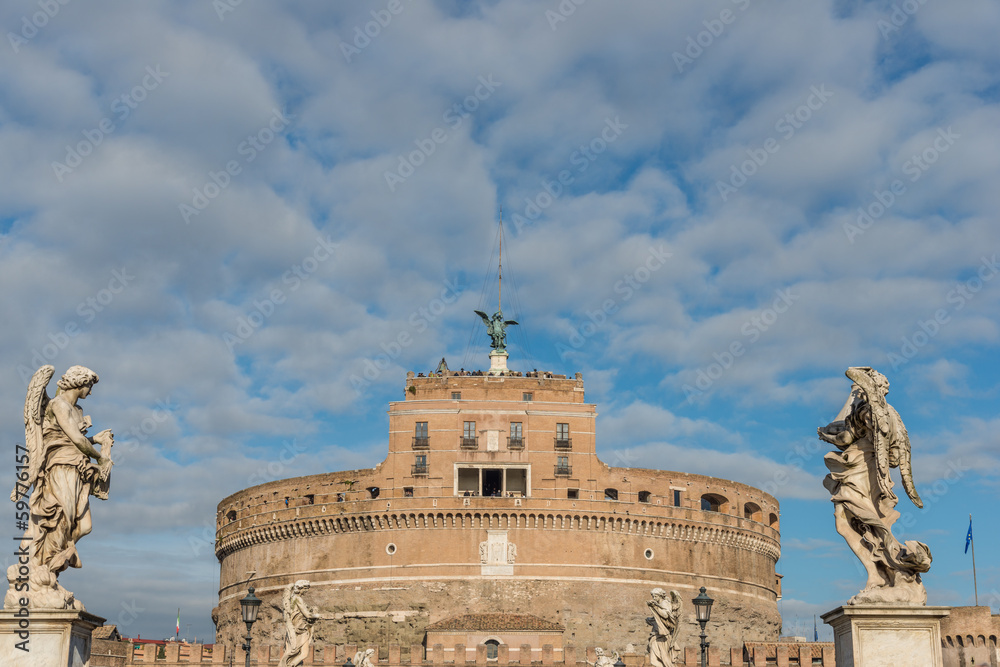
left=240, top=586, right=262, bottom=667
left=691, top=586, right=714, bottom=667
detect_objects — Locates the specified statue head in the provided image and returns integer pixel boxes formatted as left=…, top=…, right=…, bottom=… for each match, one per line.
left=650, top=587, right=666, bottom=600
left=594, top=648, right=605, bottom=657
left=58, top=366, right=99, bottom=392
left=293, top=579, right=311, bottom=593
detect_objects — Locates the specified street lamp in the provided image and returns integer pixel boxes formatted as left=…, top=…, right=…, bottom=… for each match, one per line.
left=240, top=586, right=262, bottom=667
left=691, top=587, right=714, bottom=667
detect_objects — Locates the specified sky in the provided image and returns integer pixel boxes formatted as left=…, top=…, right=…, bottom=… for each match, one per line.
left=0, top=0, right=998, bottom=647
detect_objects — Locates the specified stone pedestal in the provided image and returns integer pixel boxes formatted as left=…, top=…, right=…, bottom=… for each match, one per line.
left=822, top=605, right=950, bottom=667
left=488, top=350, right=508, bottom=375
left=0, top=609, right=105, bottom=667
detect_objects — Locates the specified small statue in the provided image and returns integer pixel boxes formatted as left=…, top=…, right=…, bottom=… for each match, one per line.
left=474, top=310, right=518, bottom=352
left=279, top=580, right=319, bottom=667
left=818, top=367, right=932, bottom=605
left=646, top=588, right=682, bottom=667
left=5, top=365, right=114, bottom=610
left=593, top=647, right=619, bottom=667
left=353, top=648, right=376, bottom=667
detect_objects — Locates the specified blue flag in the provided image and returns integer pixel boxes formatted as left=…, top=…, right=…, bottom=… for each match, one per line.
left=965, top=518, right=973, bottom=554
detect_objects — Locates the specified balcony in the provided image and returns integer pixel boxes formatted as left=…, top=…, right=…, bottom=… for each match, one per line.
left=460, top=437, right=479, bottom=450
left=412, top=436, right=430, bottom=450
left=554, top=464, right=572, bottom=476
left=507, top=437, right=524, bottom=450
left=411, top=463, right=429, bottom=476
left=554, top=437, right=572, bottom=450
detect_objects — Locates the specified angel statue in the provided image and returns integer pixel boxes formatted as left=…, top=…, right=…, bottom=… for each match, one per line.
left=5, top=365, right=114, bottom=610
left=592, top=647, right=620, bottom=667
left=646, top=588, right=682, bottom=667
left=353, top=647, right=376, bottom=667
left=818, top=366, right=932, bottom=605
left=474, top=309, right=518, bottom=352
left=279, top=580, right=320, bottom=667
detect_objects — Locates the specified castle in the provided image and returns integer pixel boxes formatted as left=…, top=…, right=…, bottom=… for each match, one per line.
left=213, top=355, right=782, bottom=657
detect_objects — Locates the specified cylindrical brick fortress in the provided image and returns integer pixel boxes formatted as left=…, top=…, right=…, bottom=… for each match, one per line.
left=215, top=370, right=781, bottom=655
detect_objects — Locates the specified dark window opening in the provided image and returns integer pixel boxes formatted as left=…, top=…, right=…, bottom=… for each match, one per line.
left=368, top=487, right=380, bottom=499
left=226, top=510, right=237, bottom=522
left=482, top=469, right=503, bottom=497
left=567, top=488, right=579, bottom=500
left=485, top=640, right=500, bottom=660
left=638, top=490, right=651, bottom=503
left=403, top=487, right=413, bottom=497
left=701, top=493, right=727, bottom=512
left=305, top=494, right=315, bottom=505
left=337, top=493, right=346, bottom=502
left=452, top=392, right=461, bottom=400
left=673, top=490, right=682, bottom=507
left=604, top=488, right=618, bottom=501
left=522, top=392, right=532, bottom=401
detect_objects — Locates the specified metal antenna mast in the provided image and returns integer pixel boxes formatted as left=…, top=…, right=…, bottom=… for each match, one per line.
left=498, top=206, right=502, bottom=313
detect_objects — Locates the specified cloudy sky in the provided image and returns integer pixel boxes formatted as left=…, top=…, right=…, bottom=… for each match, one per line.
left=1, top=0, right=998, bottom=645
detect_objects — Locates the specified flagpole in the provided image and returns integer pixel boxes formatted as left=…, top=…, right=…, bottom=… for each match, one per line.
left=970, top=513, right=979, bottom=606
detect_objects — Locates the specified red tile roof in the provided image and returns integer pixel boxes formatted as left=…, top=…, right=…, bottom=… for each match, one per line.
left=426, top=614, right=564, bottom=632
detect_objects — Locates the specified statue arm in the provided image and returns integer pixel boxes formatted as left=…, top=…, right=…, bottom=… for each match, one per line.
left=51, top=399, right=103, bottom=460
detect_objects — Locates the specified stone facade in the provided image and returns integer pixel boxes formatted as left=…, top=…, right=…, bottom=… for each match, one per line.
left=215, top=369, right=782, bottom=657
left=940, top=606, right=999, bottom=667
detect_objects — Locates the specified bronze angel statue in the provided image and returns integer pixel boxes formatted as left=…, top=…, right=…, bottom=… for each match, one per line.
left=5, top=365, right=114, bottom=610
left=817, top=366, right=931, bottom=605
left=474, top=309, right=518, bottom=352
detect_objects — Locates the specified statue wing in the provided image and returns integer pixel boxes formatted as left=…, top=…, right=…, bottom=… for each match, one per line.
left=474, top=310, right=491, bottom=325
left=503, top=319, right=519, bottom=326
left=888, top=404, right=922, bottom=508
left=845, top=367, right=896, bottom=505
left=13, top=365, right=54, bottom=502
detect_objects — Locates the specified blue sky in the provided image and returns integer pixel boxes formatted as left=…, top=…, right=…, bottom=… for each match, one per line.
left=1, top=0, right=998, bottom=646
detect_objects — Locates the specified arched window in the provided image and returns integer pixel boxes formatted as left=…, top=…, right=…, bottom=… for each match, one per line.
left=638, top=491, right=652, bottom=503
left=485, top=640, right=500, bottom=660
left=226, top=510, right=237, bottom=522
left=700, top=493, right=728, bottom=513
left=768, top=513, right=779, bottom=529
left=368, top=487, right=380, bottom=499
left=743, top=502, right=762, bottom=522
left=604, top=488, right=618, bottom=501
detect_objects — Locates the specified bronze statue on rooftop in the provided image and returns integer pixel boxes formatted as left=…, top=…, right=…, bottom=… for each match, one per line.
left=475, top=309, right=518, bottom=352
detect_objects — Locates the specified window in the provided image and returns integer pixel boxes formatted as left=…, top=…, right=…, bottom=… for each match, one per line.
left=638, top=490, right=651, bottom=503
left=523, top=392, right=533, bottom=401
left=508, top=422, right=523, bottom=449
left=452, top=392, right=461, bottom=400
left=567, top=488, right=579, bottom=500
left=673, top=490, right=682, bottom=507
left=284, top=497, right=289, bottom=506
left=336, top=493, right=345, bottom=502
left=226, top=510, right=237, bottom=522
left=485, top=640, right=500, bottom=660
left=305, top=494, right=315, bottom=505
left=744, top=502, right=762, bottom=522
left=555, top=423, right=571, bottom=449
left=413, top=422, right=429, bottom=449
left=412, top=455, right=428, bottom=475
left=700, top=493, right=728, bottom=512
left=555, top=456, right=571, bottom=476
left=604, top=488, right=618, bottom=501
left=403, top=487, right=413, bottom=497
left=461, top=421, right=478, bottom=449
left=769, top=513, right=779, bottom=529
left=368, top=487, right=380, bottom=499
